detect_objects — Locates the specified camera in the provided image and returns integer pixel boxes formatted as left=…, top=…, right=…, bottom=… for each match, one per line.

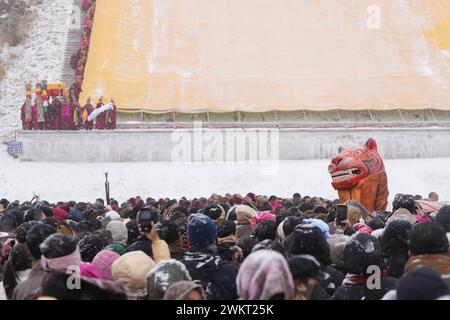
left=136, top=207, right=159, bottom=232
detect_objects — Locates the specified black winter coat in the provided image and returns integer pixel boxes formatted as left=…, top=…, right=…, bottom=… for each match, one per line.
left=126, top=235, right=153, bottom=258
left=180, top=247, right=238, bottom=300
left=331, top=277, right=397, bottom=300
left=319, top=265, right=344, bottom=296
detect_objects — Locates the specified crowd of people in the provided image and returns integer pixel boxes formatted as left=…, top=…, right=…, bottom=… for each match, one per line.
left=20, top=82, right=117, bottom=131
left=0, top=191, right=448, bottom=300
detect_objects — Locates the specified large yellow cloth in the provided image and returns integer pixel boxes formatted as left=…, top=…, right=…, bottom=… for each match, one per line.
left=80, top=0, right=450, bottom=113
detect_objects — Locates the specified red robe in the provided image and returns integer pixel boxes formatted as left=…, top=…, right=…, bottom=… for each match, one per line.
left=72, top=103, right=82, bottom=129
left=31, top=104, right=38, bottom=130
left=61, top=103, right=72, bottom=130
left=83, top=103, right=94, bottom=130
left=106, top=104, right=117, bottom=130
left=21, top=100, right=33, bottom=130
left=50, top=98, right=62, bottom=130
left=95, top=103, right=106, bottom=130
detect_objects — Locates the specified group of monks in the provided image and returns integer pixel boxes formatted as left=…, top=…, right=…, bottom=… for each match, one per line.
left=20, top=82, right=117, bottom=131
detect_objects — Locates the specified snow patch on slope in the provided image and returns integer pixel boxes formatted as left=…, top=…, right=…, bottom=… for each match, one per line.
left=0, top=0, right=73, bottom=136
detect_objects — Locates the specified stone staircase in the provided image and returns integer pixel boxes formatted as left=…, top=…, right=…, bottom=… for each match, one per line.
left=60, top=0, right=83, bottom=87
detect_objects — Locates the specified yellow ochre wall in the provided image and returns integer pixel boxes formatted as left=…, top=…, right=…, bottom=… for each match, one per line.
left=80, top=0, right=450, bottom=112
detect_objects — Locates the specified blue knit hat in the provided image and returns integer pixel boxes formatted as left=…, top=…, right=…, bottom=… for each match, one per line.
left=397, top=267, right=448, bottom=300
left=187, top=213, right=217, bottom=247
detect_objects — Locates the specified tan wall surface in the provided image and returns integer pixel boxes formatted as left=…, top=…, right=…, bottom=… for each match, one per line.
left=80, top=0, right=450, bottom=112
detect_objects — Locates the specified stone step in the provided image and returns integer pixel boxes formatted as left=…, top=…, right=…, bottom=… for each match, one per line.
left=59, top=0, right=84, bottom=86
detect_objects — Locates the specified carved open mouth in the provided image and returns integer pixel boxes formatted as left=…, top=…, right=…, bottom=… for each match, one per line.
left=330, top=168, right=361, bottom=182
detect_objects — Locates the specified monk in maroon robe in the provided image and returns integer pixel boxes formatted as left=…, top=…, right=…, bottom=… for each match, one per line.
left=31, top=103, right=38, bottom=130
left=83, top=97, right=94, bottom=130
left=21, top=98, right=33, bottom=130
left=61, top=97, right=72, bottom=130
left=95, top=97, right=106, bottom=130
left=50, top=97, right=62, bottom=130
left=106, top=98, right=117, bottom=130
left=72, top=101, right=82, bottom=130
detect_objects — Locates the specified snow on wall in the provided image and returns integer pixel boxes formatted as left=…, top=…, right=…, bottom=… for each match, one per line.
left=0, top=0, right=73, bottom=134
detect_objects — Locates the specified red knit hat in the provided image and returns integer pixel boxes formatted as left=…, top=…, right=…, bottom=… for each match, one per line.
left=52, top=207, right=68, bottom=221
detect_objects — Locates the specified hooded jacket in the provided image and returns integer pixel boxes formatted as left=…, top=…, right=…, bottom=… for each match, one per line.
left=235, top=205, right=257, bottom=239
left=180, top=247, right=238, bottom=300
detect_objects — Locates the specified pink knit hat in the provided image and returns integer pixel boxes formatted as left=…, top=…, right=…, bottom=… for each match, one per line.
left=270, top=201, right=283, bottom=212
left=92, top=250, right=120, bottom=280
left=251, top=211, right=276, bottom=231
left=80, top=262, right=103, bottom=279
left=356, top=226, right=373, bottom=235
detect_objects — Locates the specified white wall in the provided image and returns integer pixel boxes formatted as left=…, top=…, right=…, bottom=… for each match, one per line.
left=15, top=128, right=450, bottom=162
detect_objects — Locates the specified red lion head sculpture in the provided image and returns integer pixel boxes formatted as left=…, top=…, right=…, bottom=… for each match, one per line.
left=328, top=138, right=388, bottom=212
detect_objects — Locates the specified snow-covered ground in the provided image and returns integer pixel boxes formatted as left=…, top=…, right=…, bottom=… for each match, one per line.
left=0, top=0, right=73, bottom=136
left=0, top=146, right=448, bottom=204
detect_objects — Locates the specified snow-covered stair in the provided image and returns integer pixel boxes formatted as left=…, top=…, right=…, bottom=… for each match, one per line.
left=60, top=0, right=83, bottom=87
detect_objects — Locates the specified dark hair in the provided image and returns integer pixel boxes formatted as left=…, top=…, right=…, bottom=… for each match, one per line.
left=203, top=204, right=223, bottom=221
left=79, top=233, right=104, bottom=262
left=298, top=202, right=314, bottom=213
left=217, top=221, right=236, bottom=238
left=26, top=224, right=57, bottom=260
left=0, top=199, right=10, bottom=208
left=93, top=229, right=113, bottom=247
left=7, top=210, right=24, bottom=227
left=313, top=206, right=328, bottom=214
left=3, top=243, right=32, bottom=299
left=41, top=217, right=60, bottom=229
left=41, top=206, right=54, bottom=218
left=282, top=200, right=294, bottom=209
left=75, top=202, right=88, bottom=212
left=343, top=234, right=383, bottom=274
left=381, top=220, right=411, bottom=256
left=288, top=255, right=321, bottom=281
left=409, top=222, right=449, bottom=256
left=40, top=234, right=77, bottom=259
left=219, top=202, right=230, bottom=215
left=252, top=239, right=286, bottom=257
left=0, top=213, right=18, bottom=233
left=367, top=218, right=385, bottom=231
left=287, top=225, right=331, bottom=265
left=255, top=220, right=277, bottom=241
left=236, top=235, right=259, bottom=258
left=156, top=220, right=180, bottom=245
left=15, top=221, right=39, bottom=243
left=258, top=201, right=273, bottom=212
left=392, top=194, right=416, bottom=215
left=125, top=220, right=140, bottom=246
left=282, top=216, right=303, bottom=238
left=78, top=218, right=102, bottom=233
left=435, top=205, right=450, bottom=233
left=24, top=208, right=45, bottom=222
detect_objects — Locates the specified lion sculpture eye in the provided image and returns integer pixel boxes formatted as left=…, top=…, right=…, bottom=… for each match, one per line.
left=354, top=150, right=362, bottom=157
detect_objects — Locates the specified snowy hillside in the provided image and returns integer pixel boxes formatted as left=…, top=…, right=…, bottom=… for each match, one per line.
left=0, top=0, right=73, bottom=137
